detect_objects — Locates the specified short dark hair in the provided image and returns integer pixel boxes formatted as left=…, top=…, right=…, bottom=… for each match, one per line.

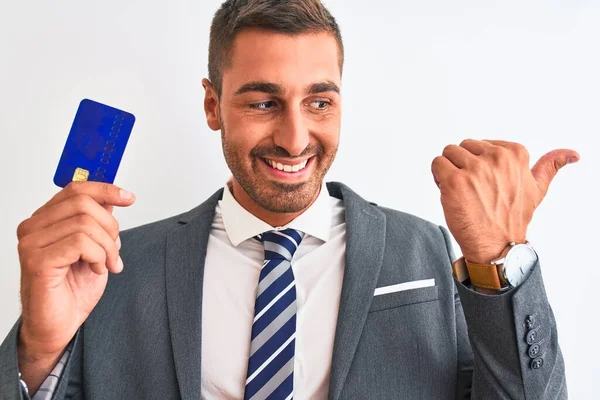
left=208, top=0, right=344, bottom=97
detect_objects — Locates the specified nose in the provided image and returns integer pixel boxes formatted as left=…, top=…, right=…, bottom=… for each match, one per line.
left=272, top=107, right=310, bottom=157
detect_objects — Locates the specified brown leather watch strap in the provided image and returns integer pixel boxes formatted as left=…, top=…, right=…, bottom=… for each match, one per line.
left=465, top=260, right=505, bottom=290
left=451, top=257, right=505, bottom=290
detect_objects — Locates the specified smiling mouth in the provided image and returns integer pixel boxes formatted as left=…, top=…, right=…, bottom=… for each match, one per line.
left=262, top=157, right=311, bottom=173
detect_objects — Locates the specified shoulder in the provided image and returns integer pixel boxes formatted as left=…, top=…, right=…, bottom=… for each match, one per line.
left=118, top=187, right=223, bottom=248
left=119, top=212, right=187, bottom=246
left=328, top=180, right=448, bottom=246
left=374, top=204, right=451, bottom=252
left=376, top=204, right=438, bottom=231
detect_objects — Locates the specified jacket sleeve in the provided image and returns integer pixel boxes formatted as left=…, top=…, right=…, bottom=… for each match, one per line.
left=439, top=225, right=567, bottom=400
left=0, top=319, right=25, bottom=400
left=0, top=319, right=83, bottom=400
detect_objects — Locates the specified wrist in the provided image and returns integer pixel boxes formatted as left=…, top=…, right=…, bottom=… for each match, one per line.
left=462, top=248, right=504, bottom=264
left=462, top=238, right=526, bottom=264
left=18, top=324, right=67, bottom=361
left=17, top=332, right=65, bottom=396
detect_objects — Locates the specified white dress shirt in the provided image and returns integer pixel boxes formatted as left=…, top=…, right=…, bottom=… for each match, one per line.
left=200, top=182, right=346, bottom=400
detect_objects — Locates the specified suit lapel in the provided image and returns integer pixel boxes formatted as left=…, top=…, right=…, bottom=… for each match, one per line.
left=165, top=188, right=223, bottom=400
left=327, top=182, right=387, bottom=400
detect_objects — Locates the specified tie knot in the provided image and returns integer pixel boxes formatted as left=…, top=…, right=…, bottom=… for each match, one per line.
left=256, top=228, right=304, bottom=261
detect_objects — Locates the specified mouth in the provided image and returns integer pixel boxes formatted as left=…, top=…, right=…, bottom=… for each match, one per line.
left=261, top=157, right=310, bottom=173
left=259, top=156, right=315, bottom=180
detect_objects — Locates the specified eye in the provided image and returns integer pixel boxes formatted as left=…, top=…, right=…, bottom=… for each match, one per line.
left=310, top=100, right=330, bottom=110
left=249, top=101, right=277, bottom=110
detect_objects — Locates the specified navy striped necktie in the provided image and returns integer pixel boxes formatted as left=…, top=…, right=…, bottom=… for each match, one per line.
left=244, top=228, right=304, bottom=400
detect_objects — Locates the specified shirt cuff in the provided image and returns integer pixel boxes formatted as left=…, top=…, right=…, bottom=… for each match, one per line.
left=18, top=340, right=74, bottom=400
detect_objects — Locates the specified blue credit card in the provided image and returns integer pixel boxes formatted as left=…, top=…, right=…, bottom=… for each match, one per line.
left=53, top=99, right=135, bottom=188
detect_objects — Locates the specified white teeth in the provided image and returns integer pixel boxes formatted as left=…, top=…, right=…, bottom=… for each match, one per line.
left=264, top=158, right=309, bottom=173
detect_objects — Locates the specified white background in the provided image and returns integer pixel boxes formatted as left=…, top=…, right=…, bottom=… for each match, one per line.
left=1, top=0, right=598, bottom=397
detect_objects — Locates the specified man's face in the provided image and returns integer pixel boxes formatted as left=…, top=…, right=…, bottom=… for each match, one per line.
left=207, top=29, right=342, bottom=214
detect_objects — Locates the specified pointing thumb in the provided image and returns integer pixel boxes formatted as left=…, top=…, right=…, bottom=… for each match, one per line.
left=530, top=149, right=579, bottom=198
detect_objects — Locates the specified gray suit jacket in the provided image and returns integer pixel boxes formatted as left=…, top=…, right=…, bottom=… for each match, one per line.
left=1, top=182, right=566, bottom=399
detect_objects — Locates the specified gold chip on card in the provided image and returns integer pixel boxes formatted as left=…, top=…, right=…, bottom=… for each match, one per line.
left=72, top=167, right=90, bottom=182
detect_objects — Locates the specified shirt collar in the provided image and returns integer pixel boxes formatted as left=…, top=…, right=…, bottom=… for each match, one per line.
left=219, top=180, right=332, bottom=246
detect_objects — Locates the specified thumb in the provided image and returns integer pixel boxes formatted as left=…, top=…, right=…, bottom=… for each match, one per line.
left=531, top=149, right=580, bottom=198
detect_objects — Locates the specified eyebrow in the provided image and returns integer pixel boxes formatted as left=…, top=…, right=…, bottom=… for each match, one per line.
left=234, top=82, right=283, bottom=96
left=308, top=81, right=340, bottom=95
left=233, top=80, right=340, bottom=96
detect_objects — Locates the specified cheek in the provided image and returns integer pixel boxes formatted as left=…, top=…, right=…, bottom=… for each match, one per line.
left=223, top=124, right=269, bottom=161
left=311, top=112, right=340, bottom=142
left=313, top=124, right=340, bottom=152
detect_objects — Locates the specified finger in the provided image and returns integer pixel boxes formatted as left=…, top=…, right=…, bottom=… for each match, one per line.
left=481, top=139, right=515, bottom=148
left=26, top=233, right=109, bottom=277
left=482, top=139, right=529, bottom=157
left=531, top=149, right=580, bottom=197
left=431, top=155, right=458, bottom=188
left=32, top=181, right=135, bottom=217
left=459, top=139, right=494, bottom=156
left=20, top=215, right=120, bottom=272
left=483, top=139, right=531, bottom=163
left=18, top=195, right=119, bottom=241
left=442, top=144, right=477, bottom=169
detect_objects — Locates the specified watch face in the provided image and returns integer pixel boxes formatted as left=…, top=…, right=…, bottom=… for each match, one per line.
left=503, top=244, right=538, bottom=287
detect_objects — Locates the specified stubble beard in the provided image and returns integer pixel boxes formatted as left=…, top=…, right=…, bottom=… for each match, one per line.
left=220, top=123, right=337, bottom=214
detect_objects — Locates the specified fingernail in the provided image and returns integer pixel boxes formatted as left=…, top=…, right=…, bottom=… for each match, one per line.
left=116, top=256, right=124, bottom=273
left=116, top=235, right=121, bottom=249
left=567, top=157, right=578, bottom=164
left=120, top=189, right=134, bottom=199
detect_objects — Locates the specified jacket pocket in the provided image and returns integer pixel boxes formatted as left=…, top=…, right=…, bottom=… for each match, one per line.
left=369, top=285, right=439, bottom=313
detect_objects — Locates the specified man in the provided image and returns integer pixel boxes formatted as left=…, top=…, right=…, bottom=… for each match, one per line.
left=0, top=0, right=576, bottom=399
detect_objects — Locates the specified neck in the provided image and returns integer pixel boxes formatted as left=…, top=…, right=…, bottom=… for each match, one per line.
left=229, top=179, right=320, bottom=227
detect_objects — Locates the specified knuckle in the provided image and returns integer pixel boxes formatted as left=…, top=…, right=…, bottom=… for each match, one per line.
left=76, top=214, right=95, bottom=229
left=66, top=180, right=86, bottom=194
left=110, top=217, right=120, bottom=237
left=17, top=238, right=29, bottom=256
left=97, top=250, right=108, bottom=266
left=459, top=138, right=475, bottom=147
left=72, top=232, right=89, bottom=248
left=442, top=144, right=455, bottom=156
left=72, top=194, right=92, bottom=212
left=516, top=144, right=529, bottom=160
left=490, top=146, right=508, bottom=162
left=101, top=183, right=112, bottom=197
left=512, top=142, right=524, bottom=151
left=16, top=219, right=30, bottom=239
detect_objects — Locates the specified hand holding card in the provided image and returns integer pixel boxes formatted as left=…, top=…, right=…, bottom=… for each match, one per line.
left=16, top=100, right=136, bottom=393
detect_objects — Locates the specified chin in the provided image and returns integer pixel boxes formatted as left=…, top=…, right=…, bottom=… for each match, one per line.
left=255, top=180, right=320, bottom=214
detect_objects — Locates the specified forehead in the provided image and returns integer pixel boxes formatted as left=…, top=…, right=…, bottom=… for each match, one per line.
left=222, top=29, right=342, bottom=94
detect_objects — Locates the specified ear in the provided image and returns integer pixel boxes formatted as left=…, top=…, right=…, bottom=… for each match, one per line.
left=202, top=78, right=221, bottom=131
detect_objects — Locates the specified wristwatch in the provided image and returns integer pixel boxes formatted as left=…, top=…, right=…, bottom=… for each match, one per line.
left=452, top=241, right=538, bottom=291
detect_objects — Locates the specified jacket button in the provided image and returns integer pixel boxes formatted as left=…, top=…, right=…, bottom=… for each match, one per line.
left=526, top=329, right=538, bottom=345
left=525, top=315, right=535, bottom=330
left=531, top=357, right=544, bottom=370
left=528, top=343, right=541, bottom=358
